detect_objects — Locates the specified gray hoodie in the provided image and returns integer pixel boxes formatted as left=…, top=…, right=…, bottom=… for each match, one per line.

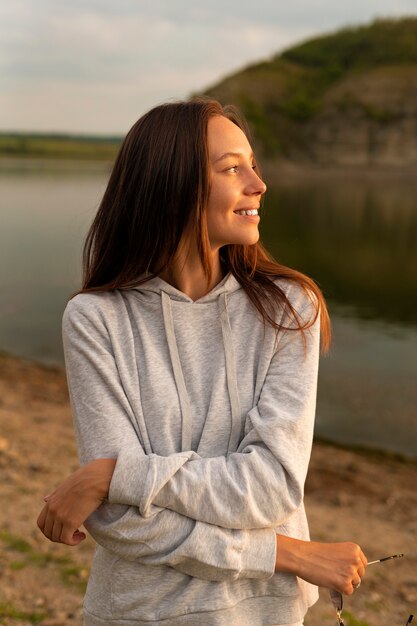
left=62, top=272, right=320, bottom=626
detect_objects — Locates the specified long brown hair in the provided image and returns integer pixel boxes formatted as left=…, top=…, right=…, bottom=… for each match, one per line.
left=82, top=97, right=331, bottom=352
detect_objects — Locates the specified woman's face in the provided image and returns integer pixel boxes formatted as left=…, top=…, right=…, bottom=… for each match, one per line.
left=205, top=115, right=267, bottom=250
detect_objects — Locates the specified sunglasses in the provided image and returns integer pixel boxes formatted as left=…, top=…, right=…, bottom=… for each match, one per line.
left=329, top=553, right=408, bottom=625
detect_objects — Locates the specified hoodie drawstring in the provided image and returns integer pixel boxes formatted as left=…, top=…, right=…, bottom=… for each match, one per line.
left=161, top=291, right=192, bottom=452
left=219, top=292, right=242, bottom=454
left=160, top=290, right=241, bottom=454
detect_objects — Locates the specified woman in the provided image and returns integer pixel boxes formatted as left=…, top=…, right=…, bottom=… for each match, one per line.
left=37, top=98, right=367, bottom=626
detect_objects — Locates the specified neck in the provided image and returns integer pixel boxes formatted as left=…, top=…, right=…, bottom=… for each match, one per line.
left=159, top=242, right=225, bottom=301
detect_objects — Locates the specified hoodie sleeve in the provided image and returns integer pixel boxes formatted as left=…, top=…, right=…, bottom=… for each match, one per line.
left=84, top=504, right=276, bottom=581
left=62, top=298, right=276, bottom=581
left=109, top=294, right=320, bottom=530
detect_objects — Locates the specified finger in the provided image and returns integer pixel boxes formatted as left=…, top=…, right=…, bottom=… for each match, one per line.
left=42, top=509, right=55, bottom=540
left=61, top=523, right=83, bottom=546
left=359, top=548, right=368, bottom=569
left=357, top=563, right=366, bottom=579
left=37, top=504, right=48, bottom=533
left=71, top=529, right=87, bottom=545
left=43, top=487, right=56, bottom=502
left=51, top=519, right=63, bottom=543
left=358, top=550, right=367, bottom=578
left=342, top=581, right=355, bottom=596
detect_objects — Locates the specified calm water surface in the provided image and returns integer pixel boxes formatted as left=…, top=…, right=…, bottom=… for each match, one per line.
left=1, top=160, right=416, bottom=458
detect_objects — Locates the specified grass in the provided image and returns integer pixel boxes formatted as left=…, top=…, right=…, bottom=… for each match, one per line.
left=0, top=529, right=88, bottom=593
left=0, top=530, right=31, bottom=553
left=0, top=602, right=47, bottom=624
left=342, top=610, right=373, bottom=626
left=9, top=561, right=27, bottom=571
left=60, top=564, right=89, bottom=593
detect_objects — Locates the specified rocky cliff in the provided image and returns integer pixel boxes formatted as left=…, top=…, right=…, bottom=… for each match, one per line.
left=203, top=18, right=417, bottom=167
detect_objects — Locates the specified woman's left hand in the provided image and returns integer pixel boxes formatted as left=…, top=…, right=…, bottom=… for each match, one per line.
left=37, top=458, right=116, bottom=546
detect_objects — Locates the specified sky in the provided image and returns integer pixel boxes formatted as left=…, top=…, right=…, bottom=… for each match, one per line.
left=1, top=0, right=416, bottom=135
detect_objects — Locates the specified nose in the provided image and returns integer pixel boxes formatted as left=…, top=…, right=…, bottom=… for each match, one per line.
left=246, top=169, right=267, bottom=196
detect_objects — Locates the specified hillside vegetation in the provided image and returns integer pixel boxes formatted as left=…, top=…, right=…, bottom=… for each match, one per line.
left=203, top=17, right=417, bottom=167
left=0, top=133, right=121, bottom=161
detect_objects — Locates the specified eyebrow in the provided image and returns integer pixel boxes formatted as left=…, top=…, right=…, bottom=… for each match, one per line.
left=214, top=151, right=254, bottom=163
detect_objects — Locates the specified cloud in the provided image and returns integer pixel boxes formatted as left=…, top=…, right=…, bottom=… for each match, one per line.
left=1, top=0, right=416, bottom=132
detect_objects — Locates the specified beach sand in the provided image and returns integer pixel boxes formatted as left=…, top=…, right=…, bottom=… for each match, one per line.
left=0, top=352, right=415, bottom=626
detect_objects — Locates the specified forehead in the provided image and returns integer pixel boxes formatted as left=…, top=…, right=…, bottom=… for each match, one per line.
left=207, top=115, right=252, bottom=159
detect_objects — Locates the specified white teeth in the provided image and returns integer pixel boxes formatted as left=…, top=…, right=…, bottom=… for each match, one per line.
left=236, top=209, right=258, bottom=216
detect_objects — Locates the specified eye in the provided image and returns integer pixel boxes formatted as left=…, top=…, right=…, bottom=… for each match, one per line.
left=226, top=165, right=239, bottom=173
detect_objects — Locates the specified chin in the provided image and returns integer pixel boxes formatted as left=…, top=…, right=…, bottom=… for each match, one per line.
left=236, top=230, right=260, bottom=246
left=211, top=228, right=260, bottom=248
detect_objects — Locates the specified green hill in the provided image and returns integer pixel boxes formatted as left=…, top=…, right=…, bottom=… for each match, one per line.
left=202, top=17, right=417, bottom=167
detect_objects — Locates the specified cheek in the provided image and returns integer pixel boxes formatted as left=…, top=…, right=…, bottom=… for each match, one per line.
left=207, top=182, right=236, bottom=215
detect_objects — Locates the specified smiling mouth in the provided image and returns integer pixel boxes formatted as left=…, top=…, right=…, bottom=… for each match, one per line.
left=234, top=209, right=259, bottom=216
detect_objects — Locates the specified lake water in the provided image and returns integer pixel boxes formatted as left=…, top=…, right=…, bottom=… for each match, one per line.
left=1, top=159, right=416, bottom=459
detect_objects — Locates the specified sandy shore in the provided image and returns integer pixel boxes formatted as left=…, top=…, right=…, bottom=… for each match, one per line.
left=0, top=352, right=415, bottom=626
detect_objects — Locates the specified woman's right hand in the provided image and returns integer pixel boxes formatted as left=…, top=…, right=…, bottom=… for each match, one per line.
left=275, top=535, right=367, bottom=595
left=37, top=458, right=116, bottom=546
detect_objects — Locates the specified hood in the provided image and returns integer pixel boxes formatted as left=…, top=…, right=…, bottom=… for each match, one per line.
left=134, top=271, right=242, bottom=304
left=132, top=271, right=242, bottom=453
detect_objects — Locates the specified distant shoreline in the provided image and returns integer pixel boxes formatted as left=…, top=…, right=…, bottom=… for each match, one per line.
left=2, top=153, right=416, bottom=184
left=0, top=134, right=121, bottom=162
left=261, top=159, right=417, bottom=182
left=1, top=133, right=416, bottom=179
left=0, top=155, right=113, bottom=171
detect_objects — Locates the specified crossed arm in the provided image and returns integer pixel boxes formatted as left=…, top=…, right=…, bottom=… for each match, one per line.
left=37, top=296, right=367, bottom=592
